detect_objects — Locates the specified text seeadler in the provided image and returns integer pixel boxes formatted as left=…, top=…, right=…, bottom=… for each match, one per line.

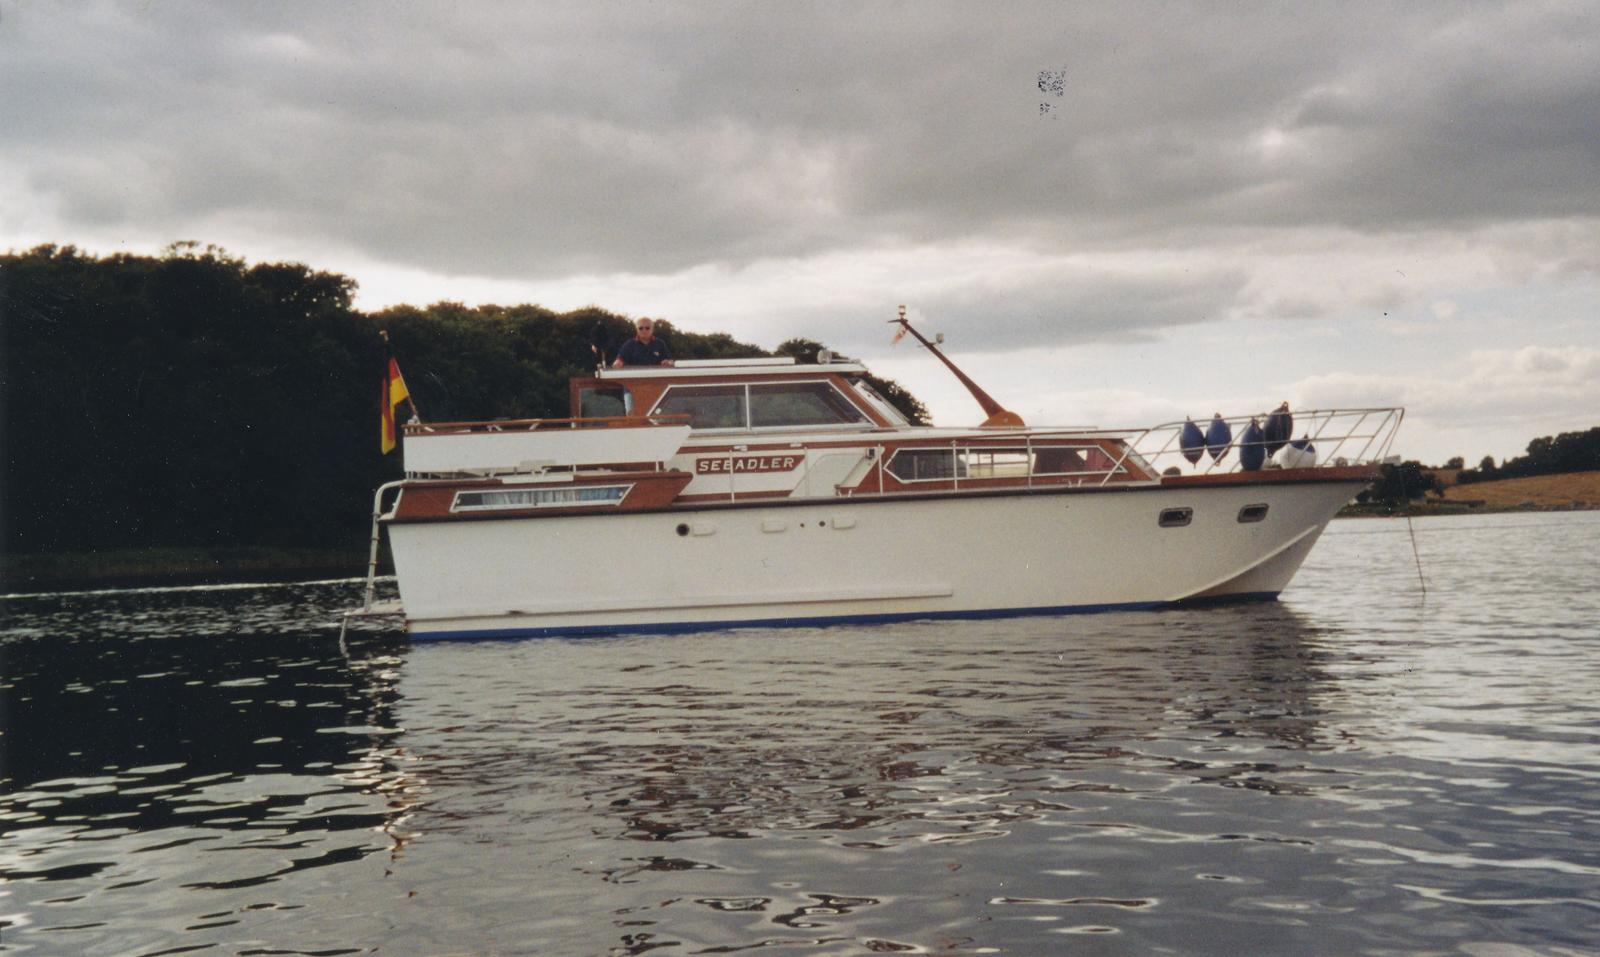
left=696, top=455, right=802, bottom=474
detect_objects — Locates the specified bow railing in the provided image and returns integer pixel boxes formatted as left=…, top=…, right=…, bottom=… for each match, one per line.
left=1118, top=407, right=1405, bottom=479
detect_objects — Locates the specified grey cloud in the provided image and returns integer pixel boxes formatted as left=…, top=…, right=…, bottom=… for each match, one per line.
left=746, top=267, right=1250, bottom=358
left=3, top=2, right=1597, bottom=281
left=925, top=270, right=1249, bottom=351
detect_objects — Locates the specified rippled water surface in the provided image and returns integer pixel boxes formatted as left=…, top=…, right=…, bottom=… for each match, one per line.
left=3, top=512, right=1598, bottom=955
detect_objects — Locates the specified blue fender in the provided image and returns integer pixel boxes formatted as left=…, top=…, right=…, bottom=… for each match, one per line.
left=1239, top=418, right=1266, bottom=471
left=1205, top=413, right=1233, bottom=461
left=1265, top=402, right=1293, bottom=455
left=1179, top=418, right=1205, bottom=465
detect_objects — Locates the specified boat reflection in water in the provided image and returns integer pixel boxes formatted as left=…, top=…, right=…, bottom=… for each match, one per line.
left=405, top=604, right=1334, bottom=841
left=379, top=602, right=1341, bottom=950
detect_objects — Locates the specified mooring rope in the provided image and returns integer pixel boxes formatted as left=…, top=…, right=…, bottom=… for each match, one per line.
left=1405, top=513, right=1427, bottom=595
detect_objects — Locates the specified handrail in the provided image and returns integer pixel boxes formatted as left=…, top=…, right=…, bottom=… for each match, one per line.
left=361, top=480, right=406, bottom=612
left=847, top=406, right=1403, bottom=494
left=1119, top=406, right=1404, bottom=478
left=394, top=405, right=1402, bottom=500
left=403, top=413, right=691, bottom=434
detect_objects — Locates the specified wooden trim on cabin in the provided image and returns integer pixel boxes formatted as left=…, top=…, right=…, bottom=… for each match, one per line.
left=683, top=435, right=1135, bottom=456
left=390, top=470, right=692, bottom=523
left=680, top=436, right=893, bottom=456
left=632, top=383, right=669, bottom=419
left=383, top=465, right=1377, bottom=526
left=675, top=490, right=795, bottom=504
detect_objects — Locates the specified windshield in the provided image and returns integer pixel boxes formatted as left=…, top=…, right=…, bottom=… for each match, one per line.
left=849, top=378, right=911, bottom=426
left=652, top=380, right=872, bottom=430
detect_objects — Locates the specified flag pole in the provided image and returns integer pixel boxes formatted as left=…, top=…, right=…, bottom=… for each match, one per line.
left=380, top=330, right=422, bottom=422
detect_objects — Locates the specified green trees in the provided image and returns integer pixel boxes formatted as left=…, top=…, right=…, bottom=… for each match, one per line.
left=1356, top=461, right=1441, bottom=507
left=371, top=304, right=776, bottom=424
left=1, top=245, right=930, bottom=557
left=1455, top=428, right=1600, bottom=485
left=3, top=244, right=383, bottom=553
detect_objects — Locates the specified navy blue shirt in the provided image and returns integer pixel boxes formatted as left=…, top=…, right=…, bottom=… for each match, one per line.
left=616, top=336, right=671, bottom=366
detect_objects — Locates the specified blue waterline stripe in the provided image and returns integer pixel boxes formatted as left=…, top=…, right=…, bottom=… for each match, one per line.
left=406, top=591, right=1281, bottom=641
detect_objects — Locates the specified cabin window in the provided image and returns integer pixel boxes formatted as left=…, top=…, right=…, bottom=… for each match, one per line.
left=749, top=381, right=869, bottom=428
left=451, top=485, right=630, bottom=512
left=1033, top=445, right=1121, bottom=476
left=885, top=444, right=1130, bottom=483
left=578, top=387, right=629, bottom=418
left=1158, top=507, right=1193, bottom=528
left=653, top=385, right=748, bottom=429
left=887, top=449, right=964, bottom=481
left=962, top=448, right=1032, bottom=478
left=1237, top=503, right=1269, bottom=524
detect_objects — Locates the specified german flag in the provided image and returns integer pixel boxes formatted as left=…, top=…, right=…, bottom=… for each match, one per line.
left=381, top=356, right=411, bottom=454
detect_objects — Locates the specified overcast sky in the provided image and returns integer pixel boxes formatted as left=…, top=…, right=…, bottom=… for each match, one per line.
left=4, top=1, right=1597, bottom=464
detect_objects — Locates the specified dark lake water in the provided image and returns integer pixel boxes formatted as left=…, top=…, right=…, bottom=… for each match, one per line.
left=3, top=511, right=1598, bottom=956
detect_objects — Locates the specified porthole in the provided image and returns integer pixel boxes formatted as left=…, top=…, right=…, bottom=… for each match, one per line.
left=1158, top=507, right=1193, bottom=528
left=1237, top=504, right=1269, bottom=524
left=675, top=523, right=690, bottom=537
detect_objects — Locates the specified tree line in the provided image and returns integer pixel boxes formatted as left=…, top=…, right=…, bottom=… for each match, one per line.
left=1452, top=427, right=1600, bottom=485
left=1, top=244, right=926, bottom=556
left=1357, top=427, right=1600, bottom=508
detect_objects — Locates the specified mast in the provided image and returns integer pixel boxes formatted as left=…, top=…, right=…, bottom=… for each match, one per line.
left=890, top=305, right=1024, bottom=427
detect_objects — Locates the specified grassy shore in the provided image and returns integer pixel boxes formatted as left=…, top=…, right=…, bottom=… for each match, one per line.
left=0, top=545, right=383, bottom=593
left=1342, top=469, right=1600, bottom=517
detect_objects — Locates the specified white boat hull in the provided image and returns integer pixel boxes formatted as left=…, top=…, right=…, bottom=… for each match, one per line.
left=386, top=477, right=1365, bottom=639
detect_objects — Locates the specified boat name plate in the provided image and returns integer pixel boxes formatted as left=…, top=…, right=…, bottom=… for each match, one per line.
left=695, top=454, right=803, bottom=474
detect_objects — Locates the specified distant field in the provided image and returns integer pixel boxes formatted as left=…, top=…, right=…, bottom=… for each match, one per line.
left=1435, top=470, right=1600, bottom=509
